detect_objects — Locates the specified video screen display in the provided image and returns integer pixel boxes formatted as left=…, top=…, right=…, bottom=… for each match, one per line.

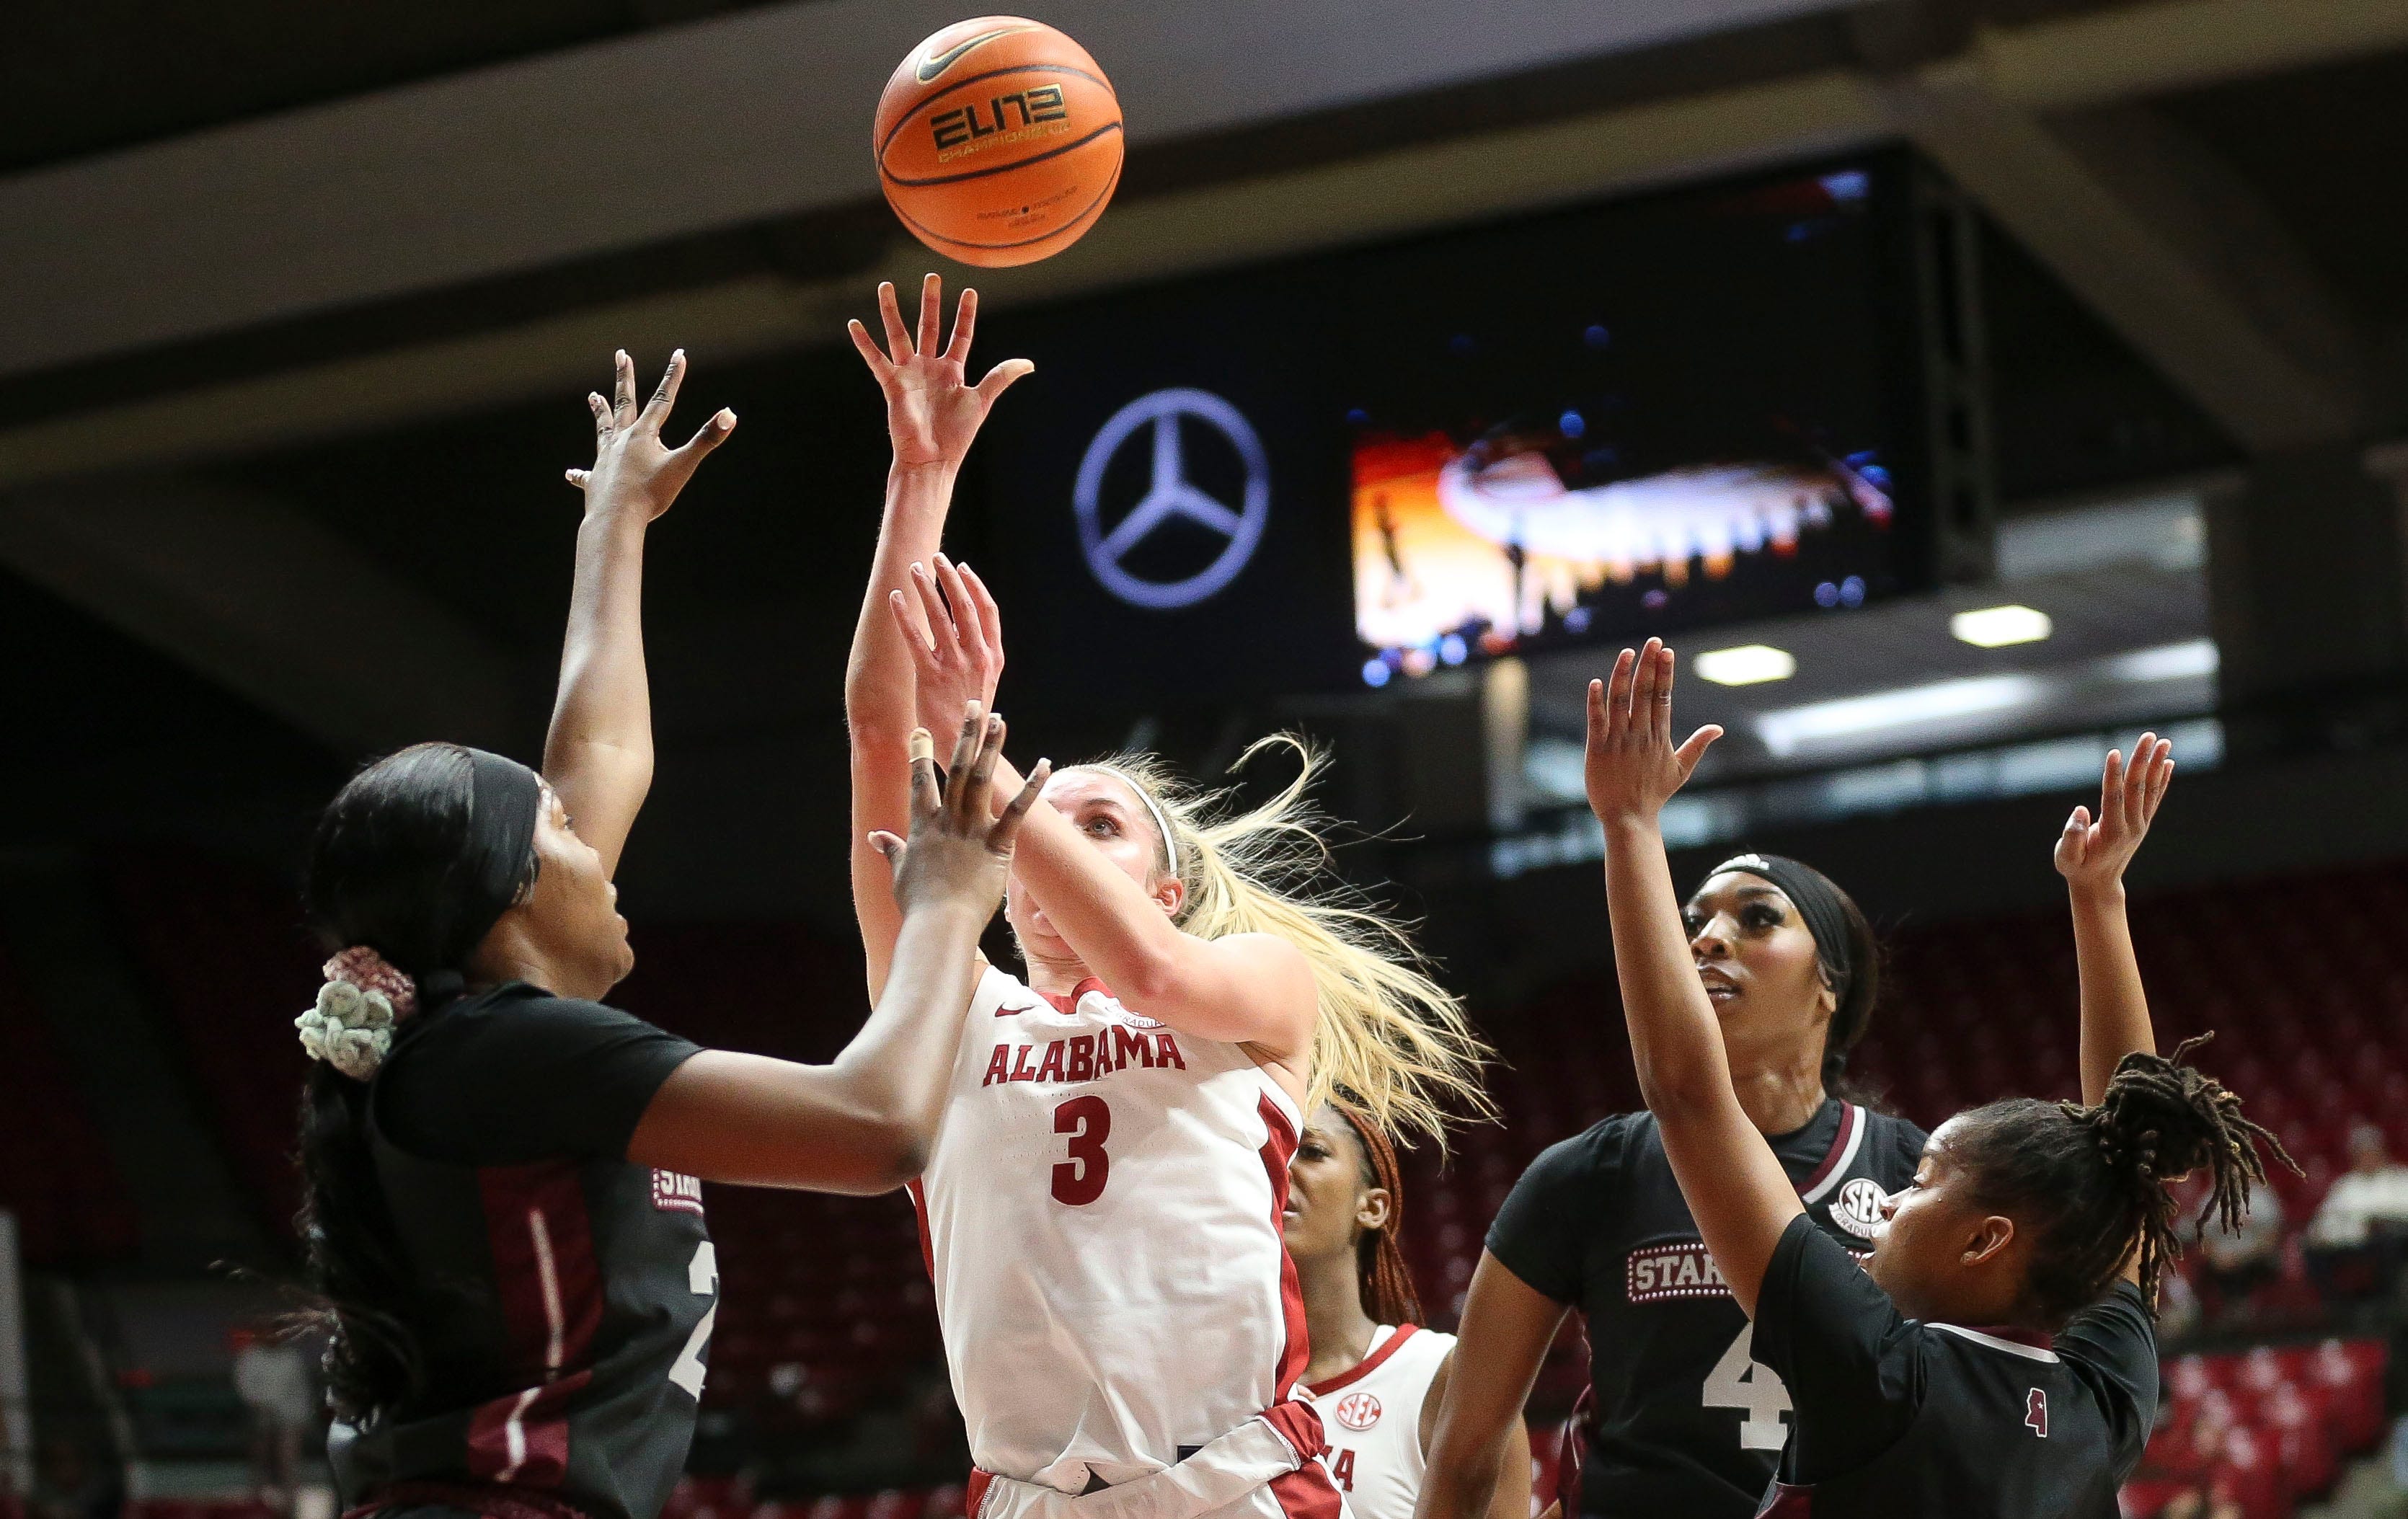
left=972, top=151, right=1931, bottom=699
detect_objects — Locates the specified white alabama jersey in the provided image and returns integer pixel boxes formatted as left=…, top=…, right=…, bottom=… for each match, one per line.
left=1302, top=1326, right=1453, bottom=1519
left=914, top=965, right=1311, bottom=1495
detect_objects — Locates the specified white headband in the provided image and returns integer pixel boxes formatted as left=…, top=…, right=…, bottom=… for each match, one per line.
left=1079, top=764, right=1181, bottom=878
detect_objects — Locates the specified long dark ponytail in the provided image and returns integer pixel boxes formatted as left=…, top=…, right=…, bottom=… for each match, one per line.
left=296, top=743, right=541, bottom=1422
left=1332, top=1105, right=1424, bottom=1327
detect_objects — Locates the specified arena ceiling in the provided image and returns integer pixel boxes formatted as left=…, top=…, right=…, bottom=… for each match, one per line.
left=0, top=0, right=2402, bottom=912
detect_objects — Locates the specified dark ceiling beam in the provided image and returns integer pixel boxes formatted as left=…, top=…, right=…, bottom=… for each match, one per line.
left=0, top=0, right=1859, bottom=381
left=1890, top=79, right=2366, bottom=448
left=0, top=477, right=522, bottom=753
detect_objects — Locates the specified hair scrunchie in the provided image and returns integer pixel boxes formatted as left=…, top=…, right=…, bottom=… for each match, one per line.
left=295, top=947, right=420, bottom=1081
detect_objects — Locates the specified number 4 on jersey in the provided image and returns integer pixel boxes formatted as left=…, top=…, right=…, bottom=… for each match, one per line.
left=1704, top=1326, right=1792, bottom=1451
left=2025, top=1388, right=2048, bottom=1438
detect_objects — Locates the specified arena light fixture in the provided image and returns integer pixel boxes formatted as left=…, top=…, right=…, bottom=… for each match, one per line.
left=1693, top=644, right=1797, bottom=686
left=1756, top=674, right=2046, bottom=758
left=1949, top=604, right=2053, bottom=647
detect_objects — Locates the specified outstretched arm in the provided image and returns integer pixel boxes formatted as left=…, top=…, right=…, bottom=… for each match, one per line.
left=631, top=706, right=1049, bottom=1193
left=1589, top=641, right=1796, bottom=1318
left=2057, top=735, right=2175, bottom=1108
left=846, top=275, right=1033, bottom=998
left=1416, top=1254, right=1560, bottom=1519
left=893, top=562, right=1319, bottom=1068
left=545, top=350, right=735, bottom=877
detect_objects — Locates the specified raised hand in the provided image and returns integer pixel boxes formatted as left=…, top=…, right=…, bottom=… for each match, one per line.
left=2056, top=733, right=2174, bottom=892
left=1584, top=639, right=1723, bottom=827
left=849, top=274, right=1035, bottom=469
left=890, top=554, right=1005, bottom=733
left=567, top=349, right=736, bottom=519
left=869, top=702, right=1048, bottom=916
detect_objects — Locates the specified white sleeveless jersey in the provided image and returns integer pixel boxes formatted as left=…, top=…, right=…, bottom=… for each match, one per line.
left=913, top=965, right=1311, bottom=1495
left=1301, top=1326, right=1453, bottom=1519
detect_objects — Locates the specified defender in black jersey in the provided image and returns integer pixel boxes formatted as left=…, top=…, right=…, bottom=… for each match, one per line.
left=1750, top=1218, right=2155, bottom=1516
left=1564, top=644, right=2284, bottom=1519
left=295, top=350, right=1046, bottom=1519
left=1425, top=797, right=1911, bottom=1516
left=1485, top=1099, right=1924, bottom=1517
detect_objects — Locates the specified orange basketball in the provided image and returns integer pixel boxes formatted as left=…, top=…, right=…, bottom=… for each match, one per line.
left=874, top=17, right=1123, bottom=267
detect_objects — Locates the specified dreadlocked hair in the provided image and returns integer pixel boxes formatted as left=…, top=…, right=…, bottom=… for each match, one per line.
left=1332, top=1104, right=1424, bottom=1327
left=1066, top=735, right=1493, bottom=1146
left=1944, top=1034, right=2294, bottom=1327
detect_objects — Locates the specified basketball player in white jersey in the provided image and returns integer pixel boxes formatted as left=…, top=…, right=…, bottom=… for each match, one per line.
left=841, top=275, right=1491, bottom=1519
left=1288, top=1105, right=1532, bottom=1519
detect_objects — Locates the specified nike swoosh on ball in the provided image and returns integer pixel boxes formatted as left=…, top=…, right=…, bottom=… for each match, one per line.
left=916, top=27, right=1026, bottom=82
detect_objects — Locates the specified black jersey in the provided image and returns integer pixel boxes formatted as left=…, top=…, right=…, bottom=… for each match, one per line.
left=1486, top=1100, right=1926, bottom=1519
left=329, top=985, right=712, bottom=1519
left=1750, top=1215, right=2156, bottom=1518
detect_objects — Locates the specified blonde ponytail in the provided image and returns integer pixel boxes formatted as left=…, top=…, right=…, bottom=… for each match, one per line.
left=1073, top=737, right=1494, bottom=1146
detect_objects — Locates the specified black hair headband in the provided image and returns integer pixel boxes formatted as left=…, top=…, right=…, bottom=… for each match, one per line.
left=454, top=748, right=544, bottom=965
left=1702, top=852, right=1855, bottom=1005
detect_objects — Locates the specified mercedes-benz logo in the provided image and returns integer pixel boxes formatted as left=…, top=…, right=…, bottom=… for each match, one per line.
left=1072, top=388, right=1270, bottom=611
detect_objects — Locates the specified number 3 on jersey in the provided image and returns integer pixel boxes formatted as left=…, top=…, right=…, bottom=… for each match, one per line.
left=1704, top=1325, right=1792, bottom=1450
left=1053, top=1096, right=1112, bottom=1205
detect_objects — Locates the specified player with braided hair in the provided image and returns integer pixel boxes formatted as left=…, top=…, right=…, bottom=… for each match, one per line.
left=1287, top=1105, right=1531, bottom=1519
left=1563, top=640, right=2289, bottom=1517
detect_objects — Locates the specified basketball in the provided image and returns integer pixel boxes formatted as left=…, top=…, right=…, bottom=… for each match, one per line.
left=873, top=17, right=1123, bottom=267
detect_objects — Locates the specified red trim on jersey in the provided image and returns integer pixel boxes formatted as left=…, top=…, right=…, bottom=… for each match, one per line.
left=1795, top=1102, right=1859, bottom=1199
left=1257, top=1093, right=1311, bottom=1400
left=1758, top=1483, right=1813, bottom=1516
left=964, top=1469, right=996, bottom=1519
left=466, top=1164, right=601, bottom=1487
left=1267, top=1460, right=1346, bottom=1519
left=906, top=1178, right=936, bottom=1280
left=1262, top=1397, right=1329, bottom=1461
left=1304, top=1323, right=1422, bottom=1397
left=1037, top=976, right=1113, bottom=1015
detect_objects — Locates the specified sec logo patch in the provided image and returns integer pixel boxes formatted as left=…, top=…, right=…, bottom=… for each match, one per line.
left=1334, top=1392, right=1381, bottom=1431
left=1831, top=1177, right=1886, bottom=1240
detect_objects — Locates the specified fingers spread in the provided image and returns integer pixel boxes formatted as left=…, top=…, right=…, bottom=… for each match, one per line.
left=992, top=758, right=1051, bottom=849
left=849, top=318, right=893, bottom=377
left=613, top=350, right=639, bottom=427
left=916, top=273, right=944, bottom=356
left=877, top=281, right=911, bottom=360
left=935, top=555, right=983, bottom=655
left=944, top=286, right=978, bottom=364
left=589, top=391, right=614, bottom=446
left=867, top=830, right=906, bottom=862
left=976, top=358, right=1036, bottom=404
left=1673, top=724, right=1722, bottom=774
left=945, top=700, right=986, bottom=781
left=960, top=714, right=1006, bottom=827
left=2099, top=749, right=2126, bottom=832
left=910, top=564, right=955, bottom=657
left=959, top=561, right=1004, bottom=654
left=645, top=349, right=686, bottom=425
left=565, top=468, right=590, bottom=490
left=888, top=587, right=937, bottom=654
left=908, top=725, right=942, bottom=819
left=677, top=408, right=737, bottom=459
